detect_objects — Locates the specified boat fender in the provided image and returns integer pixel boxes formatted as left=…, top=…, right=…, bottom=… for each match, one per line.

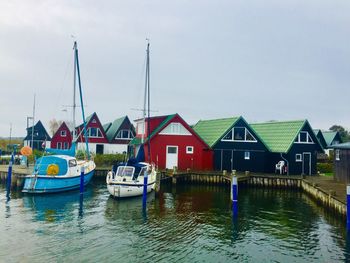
left=106, top=172, right=112, bottom=184
left=47, top=164, right=59, bottom=175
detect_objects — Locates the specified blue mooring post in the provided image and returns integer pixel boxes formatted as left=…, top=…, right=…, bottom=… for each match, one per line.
left=347, top=185, right=350, bottom=229
left=6, top=154, right=14, bottom=200
left=142, top=170, right=148, bottom=209
left=231, top=175, right=238, bottom=216
left=80, top=166, right=85, bottom=194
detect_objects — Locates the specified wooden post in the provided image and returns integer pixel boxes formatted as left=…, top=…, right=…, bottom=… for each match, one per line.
left=154, top=172, right=161, bottom=196
left=347, top=185, right=350, bottom=229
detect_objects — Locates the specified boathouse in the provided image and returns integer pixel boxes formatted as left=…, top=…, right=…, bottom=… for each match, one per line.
left=75, top=112, right=109, bottom=154
left=50, top=122, right=72, bottom=149
left=332, top=142, right=350, bottom=183
left=193, top=116, right=268, bottom=172
left=130, top=113, right=213, bottom=171
left=251, top=120, right=323, bottom=175
left=104, top=116, right=135, bottom=154
left=23, top=120, right=51, bottom=151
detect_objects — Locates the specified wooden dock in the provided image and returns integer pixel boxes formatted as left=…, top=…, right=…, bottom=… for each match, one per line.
left=0, top=165, right=347, bottom=217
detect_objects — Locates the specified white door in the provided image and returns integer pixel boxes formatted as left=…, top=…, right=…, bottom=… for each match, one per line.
left=166, top=146, right=178, bottom=169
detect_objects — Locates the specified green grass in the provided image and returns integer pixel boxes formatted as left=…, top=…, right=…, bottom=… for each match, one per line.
left=323, top=172, right=333, bottom=177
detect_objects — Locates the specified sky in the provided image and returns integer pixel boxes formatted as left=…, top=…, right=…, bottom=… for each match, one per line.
left=0, top=0, right=349, bottom=137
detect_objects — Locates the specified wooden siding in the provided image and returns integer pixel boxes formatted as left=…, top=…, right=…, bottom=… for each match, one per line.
left=334, top=149, right=350, bottom=184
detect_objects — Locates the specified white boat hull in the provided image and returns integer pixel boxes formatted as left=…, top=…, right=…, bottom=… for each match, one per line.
left=107, top=180, right=155, bottom=198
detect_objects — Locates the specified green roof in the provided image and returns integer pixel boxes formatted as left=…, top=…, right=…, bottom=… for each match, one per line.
left=250, top=120, right=306, bottom=153
left=103, top=122, right=112, bottom=132
left=105, top=116, right=128, bottom=142
left=322, top=131, right=338, bottom=147
left=193, top=117, right=240, bottom=147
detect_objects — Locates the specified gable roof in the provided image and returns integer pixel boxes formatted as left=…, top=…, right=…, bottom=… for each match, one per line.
left=322, top=131, right=340, bottom=147
left=330, top=142, right=350, bottom=149
left=313, top=129, right=328, bottom=149
left=105, top=116, right=130, bottom=142
left=103, top=122, right=112, bottom=133
left=130, top=114, right=176, bottom=145
left=24, top=120, right=51, bottom=141
left=192, top=117, right=240, bottom=148
left=250, top=120, right=307, bottom=153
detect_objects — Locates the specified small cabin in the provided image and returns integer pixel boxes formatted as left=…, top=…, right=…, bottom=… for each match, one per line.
left=23, top=120, right=51, bottom=151
left=332, top=142, right=350, bottom=184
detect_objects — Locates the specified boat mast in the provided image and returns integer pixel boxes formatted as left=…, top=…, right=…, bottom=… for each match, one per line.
left=74, top=41, right=90, bottom=159
left=31, top=94, right=36, bottom=149
left=146, top=41, right=151, bottom=162
left=72, top=42, right=77, bottom=142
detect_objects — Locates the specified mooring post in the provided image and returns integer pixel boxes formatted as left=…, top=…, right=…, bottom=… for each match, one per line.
left=80, top=166, right=85, bottom=194
left=155, top=171, right=161, bottom=196
left=231, top=175, right=238, bottom=216
left=142, top=169, right=148, bottom=208
left=6, top=154, right=14, bottom=199
left=347, top=185, right=350, bottom=229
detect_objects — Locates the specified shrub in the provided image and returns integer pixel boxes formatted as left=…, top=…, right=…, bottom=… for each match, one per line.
left=93, top=154, right=127, bottom=167
left=317, top=162, right=333, bottom=174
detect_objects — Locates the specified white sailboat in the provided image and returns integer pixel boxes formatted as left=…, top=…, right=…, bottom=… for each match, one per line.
left=106, top=41, right=156, bottom=198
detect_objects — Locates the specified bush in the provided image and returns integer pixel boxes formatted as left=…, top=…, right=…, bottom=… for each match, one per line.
left=93, top=154, right=127, bottom=167
left=317, top=162, right=333, bottom=174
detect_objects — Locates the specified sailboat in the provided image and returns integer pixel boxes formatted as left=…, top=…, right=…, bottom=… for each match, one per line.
left=106, top=41, right=156, bottom=198
left=22, top=41, right=96, bottom=194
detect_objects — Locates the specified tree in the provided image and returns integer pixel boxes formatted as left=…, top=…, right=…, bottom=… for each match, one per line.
left=329, top=124, right=350, bottom=142
left=49, top=119, right=63, bottom=136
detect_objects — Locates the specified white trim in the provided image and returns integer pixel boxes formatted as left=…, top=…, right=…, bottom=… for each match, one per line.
left=166, top=145, right=178, bottom=169
left=115, top=129, right=134, bottom=140
left=335, top=149, right=340, bottom=161
left=295, top=154, right=302, bottom=162
left=186, top=146, right=194, bottom=154
left=244, top=151, right=250, bottom=160
left=221, top=127, right=257, bottom=143
left=60, top=130, right=67, bottom=137
left=295, top=131, right=314, bottom=144
left=159, top=122, right=192, bottom=136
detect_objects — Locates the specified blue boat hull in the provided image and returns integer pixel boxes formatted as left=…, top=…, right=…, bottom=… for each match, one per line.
left=22, top=170, right=95, bottom=194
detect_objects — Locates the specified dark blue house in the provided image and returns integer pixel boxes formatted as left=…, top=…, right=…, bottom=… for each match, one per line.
left=24, top=120, right=51, bottom=151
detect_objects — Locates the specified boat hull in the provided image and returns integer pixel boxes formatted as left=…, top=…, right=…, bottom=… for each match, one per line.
left=107, top=180, right=155, bottom=198
left=22, top=170, right=95, bottom=194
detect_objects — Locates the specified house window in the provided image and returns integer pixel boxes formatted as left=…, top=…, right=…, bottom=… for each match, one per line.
left=295, top=131, right=314, bottom=143
left=335, top=149, right=340, bottom=161
left=64, top=142, right=69, bottom=149
left=159, top=122, right=191, bottom=135
left=88, top=127, right=103, bottom=138
left=57, top=142, right=62, bottom=149
left=244, top=151, right=250, bottom=160
left=92, top=119, right=97, bottom=123
left=60, top=130, right=67, bottom=137
left=222, top=127, right=257, bottom=142
left=137, top=121, right=145, bottom=135
left=186, top=146, right=194, bottom=154
left=116, top=130, right=134, bottom=140
left=296, top=154, right=302, bottom=162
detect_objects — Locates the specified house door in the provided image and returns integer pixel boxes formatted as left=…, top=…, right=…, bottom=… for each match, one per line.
left=302, top=152, right=311, bottom=175
left=96, top=144, right=104, bottom=155
left=222, top=150, right=233, bottom=172
left=166, top=146, right=178, bottom=169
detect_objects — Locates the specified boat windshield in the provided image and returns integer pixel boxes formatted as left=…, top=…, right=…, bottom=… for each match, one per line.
left=137, top=166, right=148, bottom=177
left=116, top=166, right=135, bottom=177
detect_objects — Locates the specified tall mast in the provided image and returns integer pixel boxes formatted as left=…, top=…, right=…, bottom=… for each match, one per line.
left=74, top=41, right=90, bottom=159
left=72, top=42, right=77, bottom=142
left=146, top=41, right=151, bottom=161
left=31, top=94, right=36, bottom=149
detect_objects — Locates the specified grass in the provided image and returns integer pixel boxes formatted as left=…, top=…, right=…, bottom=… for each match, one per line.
left=323, top=172, right=333, bottom=177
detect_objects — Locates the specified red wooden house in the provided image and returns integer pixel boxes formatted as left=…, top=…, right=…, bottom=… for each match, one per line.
left=51, top=122, right=72, bottom=149
left=75, top=112, right=109, bottom=154
left=130, top=113, right=213, bottom=171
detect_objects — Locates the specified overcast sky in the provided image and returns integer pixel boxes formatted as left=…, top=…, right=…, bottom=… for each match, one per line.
left=1, top=0, right=349, bottom=137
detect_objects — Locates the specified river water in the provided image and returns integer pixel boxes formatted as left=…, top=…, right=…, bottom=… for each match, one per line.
left=0, top=178, right=349, bottom=262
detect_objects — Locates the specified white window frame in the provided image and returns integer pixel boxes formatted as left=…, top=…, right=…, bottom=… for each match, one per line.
left=335, top=149, right=340, bottom=161
left=295, top=131, right=314, bottom=144
left=91, top=119, right=97, bottom=123
left=244, top=151, right=250, bottom=160
left=221, top=127, right=257, bottom=143
left=159, top=122, right=191, bottom=136
left=88, top=127, right=103, bottom=138
left=136, top=121, right=145, bottom=135
left=296, top=154, right=302, bottom=162
left=186, top=146, right=194, bottom=154
left=116, top=129, right=134, bottom=140
left=60, top=130, right=67, bottom=137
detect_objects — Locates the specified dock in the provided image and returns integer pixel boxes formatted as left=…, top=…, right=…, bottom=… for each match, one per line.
left=0, top=165, right=347, bottom=217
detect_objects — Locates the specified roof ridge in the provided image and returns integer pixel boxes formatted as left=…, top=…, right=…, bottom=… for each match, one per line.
left=251, top=119, right=306, bottom=125
left=198, top=116, right=240, bottom=122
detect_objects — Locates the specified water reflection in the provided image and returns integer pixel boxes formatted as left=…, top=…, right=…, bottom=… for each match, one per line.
left=22, top=188, right=93, bottom=223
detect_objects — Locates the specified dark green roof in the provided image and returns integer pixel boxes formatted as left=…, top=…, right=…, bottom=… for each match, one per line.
left=322, top=131, right=338, bottom=147
left=105, top=116, right=128, bottom=142
left=250, top=120, right=306, bottom=153
left=330, top=142, right=350, bottom=149
left=103, top=122, right=112, bottom=133
left=193, top=117, right=240, bottom=147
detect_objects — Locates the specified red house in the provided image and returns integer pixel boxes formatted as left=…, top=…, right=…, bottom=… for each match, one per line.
left=75, top=112, right=109, bottom=154
left=51, top=122, right=72, bottom=149
left=130, top=113, right=213, bottom=171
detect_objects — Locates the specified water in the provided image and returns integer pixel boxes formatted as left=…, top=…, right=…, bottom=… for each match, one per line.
left=1, top=179, right=349, bottom=262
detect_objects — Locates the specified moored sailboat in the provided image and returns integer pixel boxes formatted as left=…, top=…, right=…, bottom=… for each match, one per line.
left=106, top=41, right=156, bottom=198
left=22, top=41, right=96, bottom=194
